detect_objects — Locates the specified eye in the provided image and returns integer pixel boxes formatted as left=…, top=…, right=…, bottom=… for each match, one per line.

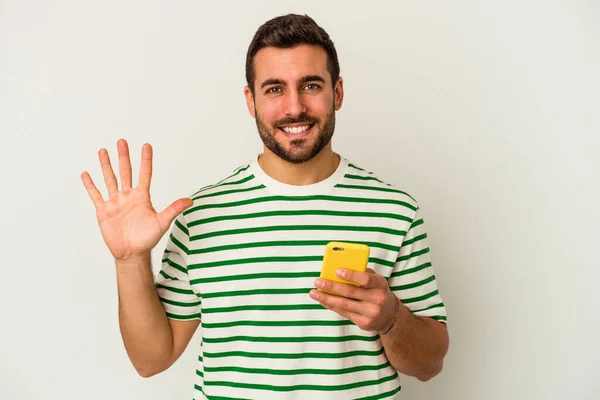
left=304, top=83, right=320, bottom=90
left=266, top=87, right=282, bottom=94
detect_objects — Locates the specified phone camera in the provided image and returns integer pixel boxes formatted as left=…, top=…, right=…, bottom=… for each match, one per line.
left=333, top=247, right=345, bottom=251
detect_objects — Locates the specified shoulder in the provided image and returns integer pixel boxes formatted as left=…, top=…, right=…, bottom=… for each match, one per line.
left=339, top=159, right=420, bottom=210
left=182, top=161, right=257, bottom=213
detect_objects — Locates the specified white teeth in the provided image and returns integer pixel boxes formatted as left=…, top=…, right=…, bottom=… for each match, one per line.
left=282, top=125, right=310, bottom=134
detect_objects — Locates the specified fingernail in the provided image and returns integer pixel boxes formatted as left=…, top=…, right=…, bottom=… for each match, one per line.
left=315, top=279, right=324, bottom=288
left=336, top=269, right=346, bottom=278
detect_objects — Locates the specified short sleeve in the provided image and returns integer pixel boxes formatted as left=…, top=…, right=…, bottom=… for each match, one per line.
left=154, top=214, right=202, bottom=321
left=388, top=206, right=447, bottom=323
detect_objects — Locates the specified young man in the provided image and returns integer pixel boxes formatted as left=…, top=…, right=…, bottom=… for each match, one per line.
left=81, top=14, right=449, bottom=400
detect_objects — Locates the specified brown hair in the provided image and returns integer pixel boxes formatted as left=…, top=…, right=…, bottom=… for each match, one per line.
left=245, top=14, right=340, bottom=93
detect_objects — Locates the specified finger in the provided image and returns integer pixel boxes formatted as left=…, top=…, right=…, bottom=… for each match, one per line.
left=137, top=143, right=153, bottom=190
left=314, top=278, right=367, bottom=301
left=327, top=306, right=366, bottom=326
left=98, top=148, right=118, bottom=196
left=309, top=289, right=367, bottom=315
left=117, top=139, right=133, bottom=190
left=335, top=268, right=379, bottom=289
left=157, top=198, right=194, bottom=233
left=309, top=290, right=367, bottom=322
left=80, top=171, right=105, bottom=207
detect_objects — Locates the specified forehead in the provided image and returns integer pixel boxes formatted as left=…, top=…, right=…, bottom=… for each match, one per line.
left=253, top=44, right=330, bottom=84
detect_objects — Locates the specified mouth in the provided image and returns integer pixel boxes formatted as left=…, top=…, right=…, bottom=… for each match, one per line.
left=278, top=123, right=316, bottom=138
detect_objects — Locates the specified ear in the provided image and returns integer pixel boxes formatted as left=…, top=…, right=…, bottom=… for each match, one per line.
left=244, top=85, right=256, bottom=118
left=334, top=76, right=344, bottom=111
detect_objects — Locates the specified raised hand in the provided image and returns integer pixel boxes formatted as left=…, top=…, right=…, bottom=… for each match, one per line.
left=81, top=139, right=193, bottom=261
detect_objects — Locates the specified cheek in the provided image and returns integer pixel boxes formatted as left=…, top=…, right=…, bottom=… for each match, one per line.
left=304, top=96, right=332, bottom=116
left=256, top=100, right=282, bottom=123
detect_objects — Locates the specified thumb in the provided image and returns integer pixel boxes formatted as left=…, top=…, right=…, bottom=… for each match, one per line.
left=157, top=197, right=194, bottom=232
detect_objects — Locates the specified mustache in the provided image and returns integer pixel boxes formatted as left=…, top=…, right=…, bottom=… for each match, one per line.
left=275, top=113, right=319, bottom=127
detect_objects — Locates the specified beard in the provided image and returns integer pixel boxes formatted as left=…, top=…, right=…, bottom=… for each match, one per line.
left=255, top=106, right=336, bottom=164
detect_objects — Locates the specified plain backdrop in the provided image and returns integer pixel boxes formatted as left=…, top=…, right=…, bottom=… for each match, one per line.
left=1, top=1, right=599, bottom=399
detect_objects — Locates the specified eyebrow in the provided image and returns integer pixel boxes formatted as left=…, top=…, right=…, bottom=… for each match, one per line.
left=259, top=75, right=326, bottom=89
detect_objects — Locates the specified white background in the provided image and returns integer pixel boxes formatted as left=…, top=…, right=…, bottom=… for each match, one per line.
left=1, top=1, right=599, bottom=399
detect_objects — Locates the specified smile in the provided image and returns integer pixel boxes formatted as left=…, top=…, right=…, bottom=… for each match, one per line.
left=279, top=123, right=315, bottom=135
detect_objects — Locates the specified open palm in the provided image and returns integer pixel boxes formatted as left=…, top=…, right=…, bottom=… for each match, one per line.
left=81, top=139, right=193, bottom=261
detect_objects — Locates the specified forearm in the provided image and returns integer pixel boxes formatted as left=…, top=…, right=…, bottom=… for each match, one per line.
left=380, top=302, right=449, bottom=381
left=116, top=253, right=173, bottom=376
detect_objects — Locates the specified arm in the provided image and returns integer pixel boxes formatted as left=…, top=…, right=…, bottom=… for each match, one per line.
left=378, top=299, right=448, bottom=381
left=81, top=139, right=197, bottom=377
left=310, top=205, right=449, bottom=381
left=310, top=270, right=449, bottom=381
left=116, top=253, right=200, bottom=377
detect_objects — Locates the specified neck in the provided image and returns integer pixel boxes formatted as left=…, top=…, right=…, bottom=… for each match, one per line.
left=258, top=145, right=340, bottom=186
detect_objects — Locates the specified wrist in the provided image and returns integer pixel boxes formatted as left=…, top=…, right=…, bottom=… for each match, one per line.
left=377, top=295, right=401, bottom=335
left=115, top=252, right=152, bottom=269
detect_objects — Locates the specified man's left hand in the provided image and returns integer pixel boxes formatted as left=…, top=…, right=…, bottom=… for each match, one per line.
left=309, top=268, right=399, bottom=332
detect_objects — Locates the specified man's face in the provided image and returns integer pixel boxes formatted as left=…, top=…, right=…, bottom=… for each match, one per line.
left=244, top=45, right=344, bottom=164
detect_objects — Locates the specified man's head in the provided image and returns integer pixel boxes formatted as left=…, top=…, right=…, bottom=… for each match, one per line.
left=244, top=14, right=344, bottom=164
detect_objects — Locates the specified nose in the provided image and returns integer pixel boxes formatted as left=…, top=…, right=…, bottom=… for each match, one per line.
left=283, top=89, right=307, bottom=117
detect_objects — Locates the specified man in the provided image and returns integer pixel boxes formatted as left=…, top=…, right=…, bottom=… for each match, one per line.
left=81, top=14, right=449, bottom=400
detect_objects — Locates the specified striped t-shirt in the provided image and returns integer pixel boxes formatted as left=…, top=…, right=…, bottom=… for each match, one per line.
left=155, top=155, right=447, bottom=400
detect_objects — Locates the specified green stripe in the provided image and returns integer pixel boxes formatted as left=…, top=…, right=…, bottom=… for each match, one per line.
left=189, top=240, right=399, bottom=255
left=401, top=289, right=439, bottom=304
left=335, top=183, right=413, bottom=198
left=401, top=233, right=427, bottom=247
left=371, top=257, right=395, bottom=268
left=161, top=257, right=187, bottom=275
left=190, top=225, right=406, bottom=241
left=189, top=254, right=393, bottom=276
left=158, top=270, right=177, bottom=281
left=203, top=347, right=385, bottom=359
left=202, top=303, right=325, bottom=314
left=192, top=185, right=265, bottom=201
left=184, top=195, right=417, bottom=215
left=202, top=320, right=354, bottom=329
left=188, top=209, right=412, bottom=227
left=203, top=288, right=310, bottom=299
left=202, top=334, right=379, bottom=344
left=165, top=311, right=200, bottom=320
left=412, top=302, right=445, bottom=313
left=191, top=271, right=320, bottom=285
left=390, top=262, right=432, bottom=278
left=203, top=371, right=398, bottom=392
left=410, top=218, right=424, bottom=230
left=202, top=361, right=390, bottom=376
left=191, top=165, right=251, bottom=196
left=155, top=283, right=194, bottom=295
left=390, top=275, right=436, bottom=291
left=344, top=173, right=384, bottom=183
left=194, top=384, right=249, bottom=400
left=170, top=234, right=189, bottom=255
left=431, top=315, right=448, bottom=322
left=355, top=385, right=402, bottom=400
left=346, top=163, right=416, bottom=202
left=188, top=256, right=322, bottom=271
left=347, top=162, right=370, bottom=173
left=159, top=297, right=201, bottom=308
left=174, top=219, right=189, bottom=236
left=231, top=164, right=251, bottom=174
left=397, top=247, right=430, bottom=262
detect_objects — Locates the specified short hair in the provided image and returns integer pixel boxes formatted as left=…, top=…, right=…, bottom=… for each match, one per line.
left=245, top=14, right=340, bottom=93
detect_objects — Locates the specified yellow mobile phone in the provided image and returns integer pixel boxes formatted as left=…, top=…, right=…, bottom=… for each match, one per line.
left=319, top=241, right=370, bottom=295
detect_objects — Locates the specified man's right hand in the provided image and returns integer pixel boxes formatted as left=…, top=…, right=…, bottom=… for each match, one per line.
left=81, top=139, right=193, bottom=261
